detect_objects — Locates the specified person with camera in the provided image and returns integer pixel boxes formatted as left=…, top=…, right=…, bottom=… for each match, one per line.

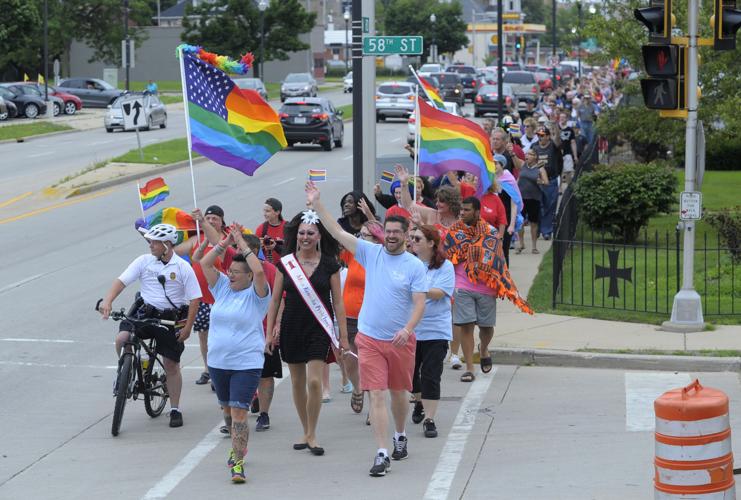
left=255, top=198, right=286, bottom=264
left=99, top=224, right=202, bottom=428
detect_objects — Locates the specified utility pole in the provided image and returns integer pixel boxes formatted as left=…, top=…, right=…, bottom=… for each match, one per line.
left=497, top=0, right=504, bottom=117
left=577, top=1, right=582, bottom=81
left=551, top=0, right=557, bottom=87
left=43, top=0, right=51, bottom=117
left=361, top=0, right=376, bottom=197
left=124, top=0, right=130, bottom=91
left=351, top=0, right=362, bottom=191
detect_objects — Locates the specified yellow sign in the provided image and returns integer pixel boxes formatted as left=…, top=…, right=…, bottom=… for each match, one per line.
left=490, top=35, right=499, bottom=44
left=502, top=13, right=521, bottom=20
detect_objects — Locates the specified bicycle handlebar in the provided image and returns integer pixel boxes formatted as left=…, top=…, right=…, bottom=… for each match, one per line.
left=95, top=298, right=177, bottom=327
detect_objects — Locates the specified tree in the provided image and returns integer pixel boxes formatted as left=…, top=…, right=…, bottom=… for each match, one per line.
left=384, top=0, right=468, bottom=62
left=0, top=0, right=42, bottom=78
left=522, top=0, right=546, bottom=25
left=182, top=0, right=315, bottom=64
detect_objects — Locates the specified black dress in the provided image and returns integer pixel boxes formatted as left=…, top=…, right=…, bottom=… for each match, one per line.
left=278, top=253, right=341, bottom=364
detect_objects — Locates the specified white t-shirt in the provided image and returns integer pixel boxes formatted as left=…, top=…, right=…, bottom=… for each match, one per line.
left=354, top=239, right=428, bottom=341
left=118, top=253, right=201, bottom=310
left=207, top=274, right=271, bottom=370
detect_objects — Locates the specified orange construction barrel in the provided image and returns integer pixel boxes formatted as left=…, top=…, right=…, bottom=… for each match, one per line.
left=654, top=379, right=735, bottom=499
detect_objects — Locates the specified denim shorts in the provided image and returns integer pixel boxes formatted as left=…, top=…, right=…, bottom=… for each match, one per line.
left=208, top=367, right=262, bottom=409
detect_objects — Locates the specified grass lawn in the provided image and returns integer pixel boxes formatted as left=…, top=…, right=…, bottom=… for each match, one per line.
left=111, top=138, right=199, bottom=164
left=122, top=80, right=182, bottom=92
left=159, top=95, right=182, bottom=105
left=526, top=169, right=740, bottom=325
left=0, top=121, right=73, bottom=140
left=338, top=104, right=353, bottom=120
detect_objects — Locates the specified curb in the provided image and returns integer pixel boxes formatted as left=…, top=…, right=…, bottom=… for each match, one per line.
left=65, top=156, right=209, bottom=198
left=491, top=347, right=741, bottom=372
left=0, top=126, right=88, bottom=144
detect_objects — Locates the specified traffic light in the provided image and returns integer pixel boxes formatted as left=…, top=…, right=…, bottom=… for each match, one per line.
left=640, top=45, right=685, bottom=110
left=711, top=0, right=741, bottom=50
left=634, top=0, right=673, bottom=44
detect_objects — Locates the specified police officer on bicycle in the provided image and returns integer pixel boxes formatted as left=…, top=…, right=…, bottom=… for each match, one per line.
left=99, top=224, right=202, bottom=428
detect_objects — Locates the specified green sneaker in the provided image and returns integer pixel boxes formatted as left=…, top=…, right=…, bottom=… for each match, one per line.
left=227, top=449, right=235, bottom=468
left=230, top=460, right=245, bottom=483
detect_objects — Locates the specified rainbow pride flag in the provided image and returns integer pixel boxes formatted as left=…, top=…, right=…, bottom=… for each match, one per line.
left=417, top=98, right=495, bottom=194
left=141, top=207, right=196, bottom=244
left=180, top=45, right=286, bottom=176
left=380, top=170, right=395, bottom=183
left=139, top=177, right=170, bottom=210
left=418, top=75, right=446, bottom=110
left=308, top=169, right=327, bottom=182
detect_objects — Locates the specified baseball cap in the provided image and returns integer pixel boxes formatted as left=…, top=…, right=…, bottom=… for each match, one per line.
left=204, top=205, right=224, bottom=218
left=493, top=153, right=507, bottom=166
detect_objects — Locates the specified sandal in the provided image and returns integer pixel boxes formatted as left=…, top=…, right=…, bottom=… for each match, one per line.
left=532, top=248, right=540, bottom=254
left=515, top=246, right=524, bottom=254
left=460, top=371, right=475, bottom=382
left=351, top=391, right=364, bottom=414
left=480, top=356, right=493, bottom=374
left=195, top=371, right=210, bottom=385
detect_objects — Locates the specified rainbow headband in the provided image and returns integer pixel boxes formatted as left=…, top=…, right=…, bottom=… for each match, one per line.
left=176, top=44, right=254, bottom=75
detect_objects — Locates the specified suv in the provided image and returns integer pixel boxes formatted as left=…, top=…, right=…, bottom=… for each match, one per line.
left=56, top=78, right=124, bottom=107
left=502, top=71, right=539, bottom=103
left=446, top=65, right=478, bottom=102
left=375, top=82, right=416, bottom=122
left=418, top=63, right=443, bottom=76
left=280, top=73, right=318, bottom=102
left=431, top=73, right=464, bottom=107
left=279, top=97, right=344, bottom=151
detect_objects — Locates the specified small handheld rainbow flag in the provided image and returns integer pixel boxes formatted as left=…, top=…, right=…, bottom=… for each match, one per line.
left=308, top=169, right=327, bottom=182
left=380, top=170, right=395, bottom=183
left=139, top=177, right=170, bottom=210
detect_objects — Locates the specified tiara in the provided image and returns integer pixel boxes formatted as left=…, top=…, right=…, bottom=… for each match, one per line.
left=301, top=210, right=320, bottom=225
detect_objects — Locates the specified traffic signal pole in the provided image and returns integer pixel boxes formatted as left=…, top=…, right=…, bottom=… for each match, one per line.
left=664, top=0, right=705, bottom=331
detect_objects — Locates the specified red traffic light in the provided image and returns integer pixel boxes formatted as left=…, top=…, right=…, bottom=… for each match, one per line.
left=641, top=45, right=679, bottom=76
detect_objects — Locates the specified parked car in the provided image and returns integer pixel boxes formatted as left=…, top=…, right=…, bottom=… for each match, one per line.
left=407, top=101, right=463, bottom=144
left=418, top=63, right=444, bottom=76
left=430, top=72, right=465, bottom=107
left=233, top=77, right=268, bottom=101
left=477, top=70, right=498, bottom=86
left=280, top=73, right=318, bottom=102
left=0, top=85, right=47, bottom=118
left=18, top=83, right=83, bottom=115
left=343, top=71, right=353, bottom=93
left=104, top=93, right=167, bottom=132
left=56, top=78, right=124, bottom=108
left=278, top=97, right=344, bottom=151
left=502, top=71, right=539, bottom=102
left=538, top=66, right=566, bottom=85
left=446, top=65, right=478, bottom=102
left=0, top=96, right=18, bottom=120
left=532, top=71, right=554, bottom=92
left=503, top=61, right=523, bottom=71
left=375, top=81, right=416, bottom=122
left=473, top=84, right=515, bottom=117
left=4, top=83, right=65, bottom=116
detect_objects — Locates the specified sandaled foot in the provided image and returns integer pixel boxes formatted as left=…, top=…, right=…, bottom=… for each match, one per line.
left=460, top=371, right=475, bottom=382
left=351, top=390, right=364, bottom=414
left=532, top=248, right=540, bottom=254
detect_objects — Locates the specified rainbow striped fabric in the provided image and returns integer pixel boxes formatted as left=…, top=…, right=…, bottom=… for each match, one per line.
left=139, top=177, right=170, bottom=210
left=417, top=98, right=495, bottom=194
left=141, top=207, right=196, bottom=245
left=380, top=170, right=395, bottom=183
left=418, top=75, right=446, bottom=110
left=308, top=169, right=327, bottom=182
left=181, top=49, right=286, bottom=176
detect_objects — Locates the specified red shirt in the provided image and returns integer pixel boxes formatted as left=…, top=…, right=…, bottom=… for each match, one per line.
left=191, top=234, right=235, bottom=304
left=256, top=220, right=286, bottom=263
left=460, top=181, right=476, bottom=199
left=480, top=193, right=507, bottom=230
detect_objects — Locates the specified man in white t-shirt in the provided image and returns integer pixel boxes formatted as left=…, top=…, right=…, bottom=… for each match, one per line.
left=99, top=224, right=201, bottom=428
left=306, top=181, right=427, bottom=478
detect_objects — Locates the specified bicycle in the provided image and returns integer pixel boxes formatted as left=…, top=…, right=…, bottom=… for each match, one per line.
left=96, top=298, right=174, bottom=436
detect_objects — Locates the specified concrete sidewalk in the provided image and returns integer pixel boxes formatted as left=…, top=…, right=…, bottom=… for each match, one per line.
left=488, top=240, right=741, bottom=371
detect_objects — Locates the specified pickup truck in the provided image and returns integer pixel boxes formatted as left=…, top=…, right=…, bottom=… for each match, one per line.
left=502, top=71, right=540, bottom=105
left=446, top=65, right=478, bottom=103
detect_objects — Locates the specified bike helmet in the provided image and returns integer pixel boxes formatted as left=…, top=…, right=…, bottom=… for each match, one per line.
left=143, top=224, right=178, bottom=244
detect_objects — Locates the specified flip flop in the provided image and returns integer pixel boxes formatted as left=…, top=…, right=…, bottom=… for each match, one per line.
left=460, top=371, right=475, bottom=382
left=480, top=356, right=493, bottom=374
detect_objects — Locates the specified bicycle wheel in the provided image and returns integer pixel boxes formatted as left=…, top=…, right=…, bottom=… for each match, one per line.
left=144, top=355, right=169, bottom=417
left=112, top=353, right=133, bottom=436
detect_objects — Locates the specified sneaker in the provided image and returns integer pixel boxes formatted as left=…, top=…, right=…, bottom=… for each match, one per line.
left=411, top=401, right=425, bottom=424
left=220, top=425, right=231, bottom=436
left=423, top=418, right=438, bottom=438
left=230, top=460, right=246, bottom=483
left=250, top=396, right=260, bottom=414
left=255, top=412, right=270, bottom=432
left=195, top=371, right=210, bottom=385
left=450, top=355, right=462, bottom=370
left=369, top=453, right=391, bottom=477
left=169, top=409, right=183, bottom=428
left=391, top=436, right=408, bottom=461
left=340, top=381, right=353, bottom=393
left=227, top=449, right=236, bottom=468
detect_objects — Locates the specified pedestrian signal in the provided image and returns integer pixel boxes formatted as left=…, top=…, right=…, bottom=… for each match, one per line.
left=634, top=0, right=673, bottom=44
left=711, top=0, right=741, bottom=50
left=640, top=45, right=686, bottom=111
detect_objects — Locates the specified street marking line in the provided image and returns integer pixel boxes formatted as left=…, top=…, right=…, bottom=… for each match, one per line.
left=1, top=338, right=74, bottom=343
left=0, top=189, right=114, bottom=225
left=27, top=151, right=54, bottom=158
left=0, top=191, right=32, bottom=209
left=342, top=154, right=353, bottom=160
left=0, top=361, right=216, bottom=369
left=142, top=375, right=289, bottom=499
left=424, top=369, right=496, bottom=500
left=273, top=177, right=296, bottom=187
left=0, top=273, right=45, bottom=294
left=625, top=372, right=691, bottom=432
left=390, top=137, right=401, bottom=143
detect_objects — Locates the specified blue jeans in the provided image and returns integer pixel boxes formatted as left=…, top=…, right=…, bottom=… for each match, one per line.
left=539, top=178, right=559, bottom=237
left=580, top=121, right=595, bottom=143
left=208, top=367, right=262, bottom=409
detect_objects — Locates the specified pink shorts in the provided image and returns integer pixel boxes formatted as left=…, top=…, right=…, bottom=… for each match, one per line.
left=355, top=332, right=416, bottom=391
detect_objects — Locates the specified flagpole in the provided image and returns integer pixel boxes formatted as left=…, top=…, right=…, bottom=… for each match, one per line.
left=178, top=46, right=200, bottom=241
left=413, top=90, right=420, bottom=204
left=408, top=64, right=435, bottom=105
left=136, top=181, right=145, bottom=220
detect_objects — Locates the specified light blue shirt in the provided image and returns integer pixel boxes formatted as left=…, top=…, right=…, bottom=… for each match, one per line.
left=416, top=260, right=455, bottom=341
left=207, top=274, right=271, bottom=370
left=355, top=239, right=428, bottom=341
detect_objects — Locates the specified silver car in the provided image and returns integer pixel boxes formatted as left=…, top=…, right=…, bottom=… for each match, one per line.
left=343, top=72, right=353, bottom=93
left=233, top=77, right=268, bottom=100
left=280, top=73, right=318, bottom=102
left=104, top=93, right=167, bottom=132
left=375, top=82, right=416, bottom=122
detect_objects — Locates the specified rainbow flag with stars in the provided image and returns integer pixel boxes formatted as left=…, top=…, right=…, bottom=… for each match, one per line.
left=139, top=177, right=170, bottom=210
left=179, top=45, right=287, bottom=176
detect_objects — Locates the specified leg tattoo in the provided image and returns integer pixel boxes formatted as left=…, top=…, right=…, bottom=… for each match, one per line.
left=232, top=421, right=249, bottom=461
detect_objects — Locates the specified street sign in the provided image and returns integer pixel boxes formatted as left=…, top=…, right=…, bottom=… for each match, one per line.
left=679, top=191, right=702, bottom=220
left=490, top=35, right=499, bottom=44
left=362, top=17, right=370, bottom=34
left=362, top=36, right=423, bottom=55
left=121, top=96, right=147, bottom=131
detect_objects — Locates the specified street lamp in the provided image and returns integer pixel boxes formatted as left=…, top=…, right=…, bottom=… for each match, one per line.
left=258, top=0, right=268, bottom=80
left=551, top=0, right=557, bottom=88
left=577, top=1, right=583, bottom=81
left=430, top=13, right=436, bottom=63
left=344, top=8, right=350, bottom=73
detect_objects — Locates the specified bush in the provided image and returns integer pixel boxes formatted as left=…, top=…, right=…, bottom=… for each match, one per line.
left=705, top=208, right=741, bottom=263
left=574, top=162, right=677, bottom=243
left=704, top=134, right=741, bottom=171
